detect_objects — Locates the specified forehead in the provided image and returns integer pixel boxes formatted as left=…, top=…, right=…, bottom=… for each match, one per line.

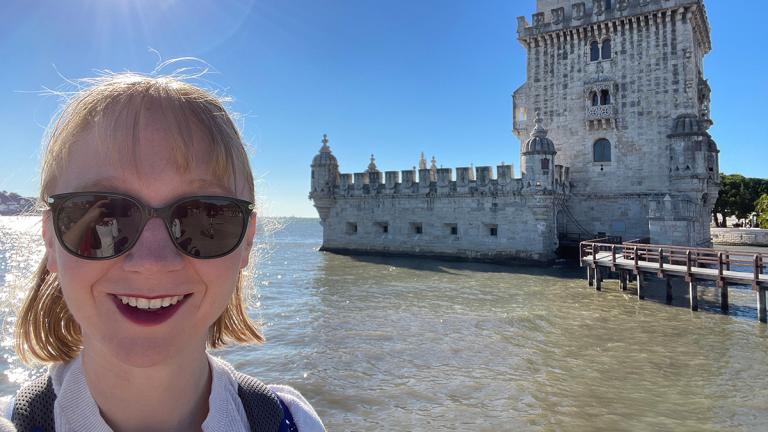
left=56, top=97, right=244, bottom=198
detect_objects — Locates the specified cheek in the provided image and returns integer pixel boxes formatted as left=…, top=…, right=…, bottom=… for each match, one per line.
left=55, top=253, right=111, bottom=310
left=193, top=257, right=242, bottom=306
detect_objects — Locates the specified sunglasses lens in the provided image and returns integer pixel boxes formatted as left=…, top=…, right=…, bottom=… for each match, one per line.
left=169, top=198, right=247, bottom=258
left=56, top=195, right=142, bottom=259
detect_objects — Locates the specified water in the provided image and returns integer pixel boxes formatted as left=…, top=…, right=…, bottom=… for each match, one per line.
left=1, top=216, right=767, bottom=431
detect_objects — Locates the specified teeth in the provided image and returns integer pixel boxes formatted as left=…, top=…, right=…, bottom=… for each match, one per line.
left=117, top=295, right=184, bottom=310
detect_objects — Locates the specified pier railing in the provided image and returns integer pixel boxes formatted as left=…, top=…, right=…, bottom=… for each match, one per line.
left=579, top=239, right=768, bottom=322
left=580, top=241, right=767, bottom=284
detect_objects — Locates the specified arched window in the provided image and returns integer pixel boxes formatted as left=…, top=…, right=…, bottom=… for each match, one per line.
left=590, top=41, right=600, bottom=62
left=541, top=158, right=550, bottom=170
left=593, top=139, right=612, bottom=162
left=601, top=39, right=612, bottom=60
left=591, top=91, right=599, bottom=107
left=605, top=0, right=612, bottom=10
left=600, top=89, right=611, bottom=105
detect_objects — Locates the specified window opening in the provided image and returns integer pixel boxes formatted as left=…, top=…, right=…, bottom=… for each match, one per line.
left=591, top=92, right=599, bottom=107
left=590, top=41, right=600, bottom=62
left=593, top=139, right=612, bottom=162
left=600, top=89, right=611, bottom=105
left=376, top=222, right=389, bottom=234
left=601, top=39, right=612, bottom=60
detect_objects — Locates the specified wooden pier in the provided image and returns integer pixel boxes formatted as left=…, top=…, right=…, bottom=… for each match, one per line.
left=579, top=239, right=768, bottom=322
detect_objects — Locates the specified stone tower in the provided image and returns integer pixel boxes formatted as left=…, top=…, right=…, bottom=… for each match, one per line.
left=309, top=134, right=339, bottom=221
left=513, top=0, right=719, bottom=245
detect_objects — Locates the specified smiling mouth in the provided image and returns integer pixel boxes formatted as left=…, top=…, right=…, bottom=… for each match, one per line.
left=111, top=294, right=190, bottom=326
left=116, top=294, right=187, bottom=311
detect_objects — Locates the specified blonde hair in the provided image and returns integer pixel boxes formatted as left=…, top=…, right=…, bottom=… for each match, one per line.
left=15, top=72, right=264, bottom=364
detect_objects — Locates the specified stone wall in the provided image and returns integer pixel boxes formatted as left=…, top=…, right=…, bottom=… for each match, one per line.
left=711, top=229, right=768, bottom=247
left=320, top=193, right=561, bottom=263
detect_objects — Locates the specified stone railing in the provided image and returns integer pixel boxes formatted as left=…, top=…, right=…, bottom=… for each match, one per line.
left=586, top=104, right=615, bottom=120
left=711, top=228, right=768, bottom=247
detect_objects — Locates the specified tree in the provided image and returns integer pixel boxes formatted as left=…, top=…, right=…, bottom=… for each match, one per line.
left=756, top=194, right=768, bottom=228
left=712, top=174, right=768, bottom=227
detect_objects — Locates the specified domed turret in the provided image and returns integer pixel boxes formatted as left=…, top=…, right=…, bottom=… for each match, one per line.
left=367, top=154, right=379, bottom=172
left=520, top=112, right=557, bottom=189
left=668, top=113, right=711, bottom=138
left=667, top=114, right=720, bottom=184
left=522, top=111, right=557, bottom=156
left=310, top=134, right=339, bottom=220
left=312, top=134, right=339, bottom=166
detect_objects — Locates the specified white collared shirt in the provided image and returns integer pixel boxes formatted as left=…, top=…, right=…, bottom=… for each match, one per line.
left=1, top=353, right=325, bottom=432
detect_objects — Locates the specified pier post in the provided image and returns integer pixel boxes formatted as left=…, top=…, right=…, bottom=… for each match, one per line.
left=595, top=266, right=602, bottom=291
left=665, top=277, right=673, bottom=304
left=758, top=288, right=767, bottom=323
left=689, top=279, right=698, bottom=311
left=620, top=270, right=628, bottom=291
left=720, top=282, right=729, bottom=313
left=637, top=272, right=645, bottom=300
left=587, top=266, right=594, bottom=287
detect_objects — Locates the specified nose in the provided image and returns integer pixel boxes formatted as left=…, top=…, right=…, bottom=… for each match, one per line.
left=122, top=218, right=185, bottom=272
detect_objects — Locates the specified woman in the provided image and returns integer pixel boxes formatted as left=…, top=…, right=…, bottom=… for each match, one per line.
left=2, top=73, right=325, bottom=432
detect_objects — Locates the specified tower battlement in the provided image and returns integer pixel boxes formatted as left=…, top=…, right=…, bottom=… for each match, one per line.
left=518, top=0, right=710, bottom=54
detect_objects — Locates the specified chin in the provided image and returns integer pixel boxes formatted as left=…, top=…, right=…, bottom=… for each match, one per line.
left=100, top=335, right=202, bottom=368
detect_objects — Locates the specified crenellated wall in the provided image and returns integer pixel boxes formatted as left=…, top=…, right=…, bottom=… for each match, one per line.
left=520, top=0, right=711, bottom=54
left=334, top=164, right=571, bottom=197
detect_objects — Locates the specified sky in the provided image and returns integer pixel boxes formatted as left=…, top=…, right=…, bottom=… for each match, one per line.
left=0, top=0, right=766, bottom=217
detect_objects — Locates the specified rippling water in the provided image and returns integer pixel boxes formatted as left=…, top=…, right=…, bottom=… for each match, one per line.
left=1, top=216, right=767, bottom=431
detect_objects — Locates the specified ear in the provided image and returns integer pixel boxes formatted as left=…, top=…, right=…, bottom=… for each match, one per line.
left=42, top=210, right=59, bottom=273
left=239, top=212, right=257, bottom=269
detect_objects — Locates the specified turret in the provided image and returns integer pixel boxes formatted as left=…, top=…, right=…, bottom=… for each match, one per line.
left=520, top=111, right=557, bottom=189
left=668, top=113, right=719, bottom=183
left=310, top=134, right=339, bottom=220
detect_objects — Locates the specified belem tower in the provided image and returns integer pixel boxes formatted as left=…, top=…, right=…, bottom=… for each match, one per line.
left=310, top=0, right=720, bottom=264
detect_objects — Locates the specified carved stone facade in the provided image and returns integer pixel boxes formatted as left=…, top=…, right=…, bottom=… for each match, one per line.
left=310, top=0, right=720, bottom=263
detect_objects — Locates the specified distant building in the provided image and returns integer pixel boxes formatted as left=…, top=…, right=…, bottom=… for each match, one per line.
left=0, top=192, right=35, bottom=215
left=310, top=0, right=720, bottom=263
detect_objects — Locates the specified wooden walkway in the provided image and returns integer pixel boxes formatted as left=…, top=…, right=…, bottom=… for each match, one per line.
left=579, top=239, right=768, bottom=322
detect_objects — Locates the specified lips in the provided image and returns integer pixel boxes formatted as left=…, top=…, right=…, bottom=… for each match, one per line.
left=111, top=294, right=189, bottom=326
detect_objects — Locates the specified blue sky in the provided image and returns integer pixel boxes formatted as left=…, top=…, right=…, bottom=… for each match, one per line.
left=1, top=0, right=766, bottom=217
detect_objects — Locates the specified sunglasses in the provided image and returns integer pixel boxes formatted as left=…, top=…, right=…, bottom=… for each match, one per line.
left=47, top=192, right=255, bottom=260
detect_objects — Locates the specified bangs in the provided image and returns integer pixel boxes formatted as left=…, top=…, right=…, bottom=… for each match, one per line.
left=41, top=75, right=253, bottom=201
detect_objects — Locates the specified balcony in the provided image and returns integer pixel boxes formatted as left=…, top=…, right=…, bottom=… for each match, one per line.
left=586, top=104, right=616, bottom=121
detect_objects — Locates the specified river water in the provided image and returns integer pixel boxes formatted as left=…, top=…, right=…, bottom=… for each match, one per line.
left=1, top=216, right=767, bottom=431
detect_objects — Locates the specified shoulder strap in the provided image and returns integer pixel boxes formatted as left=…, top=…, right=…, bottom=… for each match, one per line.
left=11, top=374, right=57, bottom=432
left=232, top=371, right=289, bottom=432
left=276, top=397, right=299, bottom=432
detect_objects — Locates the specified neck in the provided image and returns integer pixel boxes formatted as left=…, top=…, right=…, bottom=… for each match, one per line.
left=81, top=343, right=211, bottom=432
